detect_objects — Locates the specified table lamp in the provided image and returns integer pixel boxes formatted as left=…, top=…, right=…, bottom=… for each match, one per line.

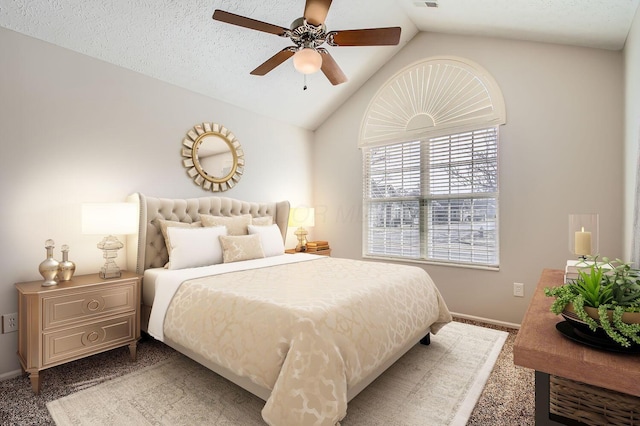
left=288, top=207, right=315, bottom=252
left=82, top=203, right=137, bottom=279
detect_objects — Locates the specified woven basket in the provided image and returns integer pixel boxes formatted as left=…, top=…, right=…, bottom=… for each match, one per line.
left=550, top=376, right=640, bottom=425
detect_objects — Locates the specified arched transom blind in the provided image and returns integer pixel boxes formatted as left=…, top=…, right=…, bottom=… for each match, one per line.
left=359, top=57, right=506, bottom=147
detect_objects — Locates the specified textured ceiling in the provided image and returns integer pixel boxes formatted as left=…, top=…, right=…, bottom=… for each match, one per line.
left=400, top=0, right=639, bottom=50
left=1, top=0, right=638, bottom=130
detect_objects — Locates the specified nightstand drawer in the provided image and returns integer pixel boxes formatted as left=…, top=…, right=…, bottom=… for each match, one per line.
left=43, top=282, right=136, bottom=330
left=42, top=313, right=136, bottom=366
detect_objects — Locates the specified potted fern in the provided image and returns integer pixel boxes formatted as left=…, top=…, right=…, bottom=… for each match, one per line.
left=545, top=256, right=640, bottom=348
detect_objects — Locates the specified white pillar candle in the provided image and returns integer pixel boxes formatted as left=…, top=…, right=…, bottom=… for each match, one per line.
left=574, top=227, right=592, bottom=256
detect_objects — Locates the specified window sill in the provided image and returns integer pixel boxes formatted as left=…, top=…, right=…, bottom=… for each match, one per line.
left=362, top=254, right=500, bottom=272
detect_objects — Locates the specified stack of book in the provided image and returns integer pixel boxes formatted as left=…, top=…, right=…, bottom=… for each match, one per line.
left=564, top=259, right=611, bottom=283
left=306, top=240, right=330, bottom=253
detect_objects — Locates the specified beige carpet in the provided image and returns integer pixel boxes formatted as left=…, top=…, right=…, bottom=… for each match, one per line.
left=47, top=321, right=507, bottom=425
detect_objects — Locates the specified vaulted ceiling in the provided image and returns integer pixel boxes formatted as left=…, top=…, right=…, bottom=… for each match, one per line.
left=1, top=0, right=638, bottom=130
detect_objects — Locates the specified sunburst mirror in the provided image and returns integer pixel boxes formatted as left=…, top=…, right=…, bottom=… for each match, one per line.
left=181, top=122, right=244, bottom=192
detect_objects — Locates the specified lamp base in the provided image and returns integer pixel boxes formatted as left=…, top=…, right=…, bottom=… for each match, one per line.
left=98, top=235, right=123, bottom=280
left=99, top=258, right=122, bottom=279
left=294, top=227, right=309, bottom=252
left=99, top=267, right=122, bottom=279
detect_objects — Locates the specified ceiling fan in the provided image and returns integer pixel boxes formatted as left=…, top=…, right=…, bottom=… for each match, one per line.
left=212, top=0, right=401, bottom=86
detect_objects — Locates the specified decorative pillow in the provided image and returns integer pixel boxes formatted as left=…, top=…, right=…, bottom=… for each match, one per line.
left=158, top=219, right=202, bottom=258
left=200, top=214, right=252, bottom=235
left=166, top=226, right=227, bottom=270
left=248, top=224, right=284, bottom=257
left=251, top=216, right=273, bottom=226
left=219, top=234, right=265, bottom=263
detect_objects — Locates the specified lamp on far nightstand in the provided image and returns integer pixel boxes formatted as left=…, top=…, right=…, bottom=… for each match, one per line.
left=288, top=207, right=315, bottom=252
left=82, top=203, right=137, bottom=279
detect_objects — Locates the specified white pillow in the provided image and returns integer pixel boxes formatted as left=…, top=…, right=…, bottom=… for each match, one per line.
left=166, top=226, right=227, bottom=270
left=248, top=224, right=285, bottom=257
left=157, top=219, right=202, bottom=267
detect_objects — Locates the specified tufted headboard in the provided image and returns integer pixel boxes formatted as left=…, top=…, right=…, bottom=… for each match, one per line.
left=125, top=193, right=290, bottom=274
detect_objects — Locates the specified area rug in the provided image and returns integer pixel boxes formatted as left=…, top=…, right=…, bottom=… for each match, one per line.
left=47, top=321, right=507, bottom=425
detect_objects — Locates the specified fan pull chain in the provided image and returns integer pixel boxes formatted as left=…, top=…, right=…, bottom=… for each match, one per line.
left=303, top=74, right=308, bottom=91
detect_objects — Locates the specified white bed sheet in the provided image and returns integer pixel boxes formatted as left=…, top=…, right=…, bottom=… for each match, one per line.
left=145, top=253, right=321, bottom=341
left=141, top=268, right=163, bottom=306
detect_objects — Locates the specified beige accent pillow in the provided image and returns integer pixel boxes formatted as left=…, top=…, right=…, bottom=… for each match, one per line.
left=219, top=234, right=265, bottom=263
left=251, top=216, right=273, bottom=226
left=200, top=214, right=252, bottom=236
left=158, top=220, right=202, bottom=264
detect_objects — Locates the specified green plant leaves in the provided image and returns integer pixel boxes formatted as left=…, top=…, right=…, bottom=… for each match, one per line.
left=573, top=265, right=611, bottom=307
left=545, top=255, right=640, bottom=347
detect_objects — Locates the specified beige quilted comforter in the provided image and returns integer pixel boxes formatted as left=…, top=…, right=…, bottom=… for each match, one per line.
left=162, top=257, right=451, bottom=426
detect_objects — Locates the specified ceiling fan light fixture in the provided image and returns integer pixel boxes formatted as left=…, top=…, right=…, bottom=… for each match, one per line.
left=213, top=2, right=400, bottom=85
left=293, top=47, right=323, bottom=74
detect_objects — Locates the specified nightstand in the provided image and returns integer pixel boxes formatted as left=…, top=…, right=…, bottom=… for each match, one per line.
left=285, top=248, right=331, bottom=256
left=15, top=271, right=142, bottom=394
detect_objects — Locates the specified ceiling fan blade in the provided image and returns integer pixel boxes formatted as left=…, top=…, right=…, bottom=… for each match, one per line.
left=319, top=50, right=347, bottom=85
left=328, top=27, right=401, bottom=46
left=250, top=48, right=296, bottom=76
left=303, top=0, right=332, bottom=26
left=212, top=10, right=288, bottom=37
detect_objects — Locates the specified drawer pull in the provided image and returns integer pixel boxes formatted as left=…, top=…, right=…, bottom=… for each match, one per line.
left=81, top=328, right=105, bottom=346
left=87, top=299, right=100, bottom=311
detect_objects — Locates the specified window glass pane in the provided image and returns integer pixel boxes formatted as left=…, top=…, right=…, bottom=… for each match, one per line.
left=426, top=198, right=498, bottom=264
left=366, top=200, right=420, bottom=258
left=365, top=141, right=421, bottom=198
left=429, top=128, right=498, bottom=195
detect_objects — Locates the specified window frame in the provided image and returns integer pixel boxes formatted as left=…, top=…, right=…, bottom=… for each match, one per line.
left=362, top=126, right=500, bottom=270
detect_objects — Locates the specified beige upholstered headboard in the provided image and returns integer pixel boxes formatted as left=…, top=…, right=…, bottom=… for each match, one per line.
left=125, top=193, right=290, bottom=274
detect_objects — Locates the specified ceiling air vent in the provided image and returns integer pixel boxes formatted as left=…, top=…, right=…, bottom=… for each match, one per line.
left=413, top=1, right=439, bottom=7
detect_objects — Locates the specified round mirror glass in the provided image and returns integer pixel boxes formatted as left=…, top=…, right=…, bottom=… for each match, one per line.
left=195, top=134, right=235, bottom=180
left=181, top=122, right=244, bottom=192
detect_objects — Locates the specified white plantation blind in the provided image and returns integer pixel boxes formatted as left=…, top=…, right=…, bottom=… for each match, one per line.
left=364, top=141, right=421, bottom=258
left=363, top=127, right=499, bottom=267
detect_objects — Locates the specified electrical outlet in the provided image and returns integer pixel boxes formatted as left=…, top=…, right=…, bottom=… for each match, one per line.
left=2, top=313, right=18, bottom=333
left=513, top=282, right=525, bottom=298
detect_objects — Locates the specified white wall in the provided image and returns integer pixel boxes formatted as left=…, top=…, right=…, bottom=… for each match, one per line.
left=624, top=7, right=640, bottom=261
left=0, top=28, right=314, bottom=377
left=314, top=32, right=624, bottom=325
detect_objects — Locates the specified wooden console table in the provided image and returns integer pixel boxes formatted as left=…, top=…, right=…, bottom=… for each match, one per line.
left=513, top=269, right=640, bottom=425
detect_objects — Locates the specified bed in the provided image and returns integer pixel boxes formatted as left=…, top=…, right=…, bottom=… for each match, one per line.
left=125, top=192, right=452, bottom=426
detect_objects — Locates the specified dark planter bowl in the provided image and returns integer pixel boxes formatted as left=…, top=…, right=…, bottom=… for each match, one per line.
left=558, top=307, right=640, bottom=353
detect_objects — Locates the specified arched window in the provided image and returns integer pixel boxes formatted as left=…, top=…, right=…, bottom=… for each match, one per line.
left=360, top=56, right=506, bottom=268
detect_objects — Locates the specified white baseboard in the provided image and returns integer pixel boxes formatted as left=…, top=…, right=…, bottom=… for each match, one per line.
left=0, top=369, right=23, bottom=381
left=451, top=311, right=521, bottom=330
